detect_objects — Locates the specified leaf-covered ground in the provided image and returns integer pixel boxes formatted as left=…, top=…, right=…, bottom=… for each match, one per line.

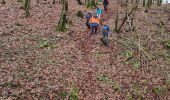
left=0, top=0, right=170, bottom=99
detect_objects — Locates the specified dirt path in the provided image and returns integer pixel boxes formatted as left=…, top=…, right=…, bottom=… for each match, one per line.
left=74, top=29, right=94, bottom=63
left=73, top=9, right=115, bottom=65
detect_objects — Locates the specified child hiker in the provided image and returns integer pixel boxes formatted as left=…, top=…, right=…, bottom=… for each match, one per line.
left=96, top=7, right=103, bottom=19
left=89, top=15, right=100, bottom=34
left=101, top=25, right=110, bottom=46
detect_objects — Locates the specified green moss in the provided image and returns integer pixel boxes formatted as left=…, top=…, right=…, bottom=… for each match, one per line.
left=164, top=40, right=170, bottom=48
left=76, top=11, right=84, bottom=18
left=127, top=92, right=133, bottom=100
left=86, top=0, right=97, bottom=8
left=69, top=88, right=79, bottom=100
left=97, top=74, right=122, bottom=92
left=132, top=60, right=140, bottom=69
left=152, top=86, right=167, bottom=96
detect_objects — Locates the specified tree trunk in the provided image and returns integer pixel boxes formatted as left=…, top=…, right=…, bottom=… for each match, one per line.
left=157, top=0, right=162, bottom=6
left=1, top=0, right=6, bottom=4
left=53, top=0, right=55, bottom=4
left=143, top=0, right=145, bottom=7
left=76, top=0, right=83, bottom=5
left=24, top=0, right=31, bottom=17
left=114, top=0, right=119, bottom=32
left=56, top=0, right=68, bottom=32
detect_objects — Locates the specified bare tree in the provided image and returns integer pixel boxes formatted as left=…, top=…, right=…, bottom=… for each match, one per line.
left=56, top=0, right=68, bottom=31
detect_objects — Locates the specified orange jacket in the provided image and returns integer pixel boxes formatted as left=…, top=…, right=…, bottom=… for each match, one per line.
left=89, top=17, right=100, bottom=24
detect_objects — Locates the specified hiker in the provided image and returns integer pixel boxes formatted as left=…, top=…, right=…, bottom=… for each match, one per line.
left=101, top=25, right=110, bottom=46
left=96, top=7, right=103, bottom=19
left=85, top=12, right=92, bottom=29
left=89, top=15, right=100, bottom=34
left=103, top=0, right=109, bottom=11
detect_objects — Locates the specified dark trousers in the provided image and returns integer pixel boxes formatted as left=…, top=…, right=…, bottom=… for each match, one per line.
left=104, top=4, right=108, bottom=11
left=103, top=31, right=108, bottom=38
left=90, top=23, right=99, bottom=34
left=102, top=31, right=109, bottom=46
left=86, top=20, right=90, bottom=29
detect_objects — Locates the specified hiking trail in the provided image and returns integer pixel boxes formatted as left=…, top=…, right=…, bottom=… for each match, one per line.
left=73, top=9, right=115, bottom=65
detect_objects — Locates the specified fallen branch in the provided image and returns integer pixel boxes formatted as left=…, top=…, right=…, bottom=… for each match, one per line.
left=117, top=2, right=139, bottom=32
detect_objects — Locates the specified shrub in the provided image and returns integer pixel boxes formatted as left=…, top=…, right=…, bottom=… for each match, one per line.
left=76, top=11, right=84, bottom=18
left=164, top=40, right=170, bottom=48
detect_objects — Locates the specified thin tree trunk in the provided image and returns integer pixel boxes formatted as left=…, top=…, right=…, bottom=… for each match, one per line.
left=56, top=0, right=68, bottom=31
left=114, top=0, right=119, bottom=32
left=24, top=0, right=31, bottom=17
left=53, top=0, right=55, bottom=4
left=1, top=0, right=6, bottom=4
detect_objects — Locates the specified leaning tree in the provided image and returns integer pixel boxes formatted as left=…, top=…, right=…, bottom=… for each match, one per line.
left=114, top=0, right=164, bottom=33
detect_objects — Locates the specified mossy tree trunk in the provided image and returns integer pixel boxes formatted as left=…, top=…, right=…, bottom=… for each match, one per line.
left=142, top=0, right=156, bottom=12
left=56, top=0, right=68, bottom=32
left=157, top=0, right=163, bottom=6
left=114, top=0, right=119, bottom=32
left=147, top=0, right=152, bottom=9
left=143, top=0, right=145, bottom=7
left=24, top=0, right=31, bottom=17
left=87, top=0, right=97, bottom=8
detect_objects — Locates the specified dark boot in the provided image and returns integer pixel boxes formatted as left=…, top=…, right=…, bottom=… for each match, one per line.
left=91, top=26, right=95, bottom=34
left=101, top=37, right=108, bottom=46
left=95, top=27, right=98, bottom=34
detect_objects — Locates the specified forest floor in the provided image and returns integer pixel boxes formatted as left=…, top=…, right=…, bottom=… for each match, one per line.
left=0, top=0, right=170, bottom=100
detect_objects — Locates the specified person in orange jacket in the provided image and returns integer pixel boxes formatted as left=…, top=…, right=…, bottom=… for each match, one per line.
left=89, top=15, right=100, bottom=34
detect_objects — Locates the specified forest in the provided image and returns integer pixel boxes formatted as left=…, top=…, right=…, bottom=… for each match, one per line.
left=0, top=0, right=170, bottom=99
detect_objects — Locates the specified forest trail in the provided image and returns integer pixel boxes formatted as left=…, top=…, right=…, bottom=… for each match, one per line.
left=73, top=9, right=115, bottom=65
left=68, top=0, right=117, bottom=67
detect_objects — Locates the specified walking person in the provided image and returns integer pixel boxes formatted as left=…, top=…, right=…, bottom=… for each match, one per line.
left=85, top=12, right=92, bottom=29
left=89, top=15, right=100, bottom=34
left=101, top=24, right=110, bottom=46
left=96, top=7, right=103, bottom=19
left=103, top=0, right=109, bottom=11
